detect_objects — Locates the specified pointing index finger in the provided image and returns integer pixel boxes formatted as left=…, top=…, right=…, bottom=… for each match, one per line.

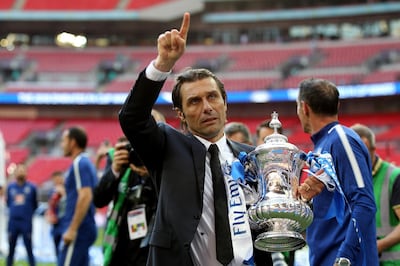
left=179, top=12, right=190, bottom=40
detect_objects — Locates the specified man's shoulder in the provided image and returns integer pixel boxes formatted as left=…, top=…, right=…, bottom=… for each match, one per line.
left=77, top=153, right=94, bottom=163
left=75, top=154, right=97, bottom=170
left=26, top=181, right=37, bottom=189
left=229, top=139, right=254, bottom=153
left=7, top=182, right=16, bottom=188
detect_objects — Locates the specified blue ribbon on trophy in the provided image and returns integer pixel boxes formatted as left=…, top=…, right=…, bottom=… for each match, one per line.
left=300, top=151, right=347, bottom=225
left=232, top=150, right=347, bottom=225
left=231, top=151, right=259, bottom=205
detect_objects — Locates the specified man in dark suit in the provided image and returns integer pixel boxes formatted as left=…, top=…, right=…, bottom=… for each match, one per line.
left=119, top=12, right=276, bottom=266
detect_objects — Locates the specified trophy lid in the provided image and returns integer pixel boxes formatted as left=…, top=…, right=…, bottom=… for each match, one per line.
left=252, top=111, right=298, bottom=153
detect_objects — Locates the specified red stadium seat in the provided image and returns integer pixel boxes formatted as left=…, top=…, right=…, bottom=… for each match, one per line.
left=0, top=0, right=13, bottom=9
left=376, top=125, right=400, bottom=142
left=361, top=69, right=399, bottom=84
left=24, top=48, right=118, bottom=73
left=102, top=79, right=135, bottom=92
left=282, top=73, right=361, bottom=88
left=1, top=119, right=35, bottom=146
left=228, top=48, right=310, bottom=72
left=23, top=0, right=119, bottom=10
left=222, top=76, right=277, bottom=91
left=125, top=0, right=168, bottom=10
left=27, top=156, right=71, bottom=185
left=6, top=147, right=30, bottom=166
left=314, top=41, right=400, bottom=68
left=0, top=118, right=59, bottom=145
left=4, top=82, right=96, bottom=92
left=3, top=39, right=398, bottom=92
left=388, top=153, right=400, bottom=166
left=62, top=119, right=125, bottom=147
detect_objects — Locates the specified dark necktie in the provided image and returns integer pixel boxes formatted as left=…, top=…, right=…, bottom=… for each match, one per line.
left=208, top=144, right=234, bottom=265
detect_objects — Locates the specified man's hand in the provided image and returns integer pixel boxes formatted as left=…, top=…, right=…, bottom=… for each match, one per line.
left=63, top=227, right=77, bottom=245
left=154, top=12, right=190, bottom=72
left=130, top=164, right=150, bottom=177
left=96, top=141, right=111, bottom=159
left=297, top=170, right=325, bottom=201
left=112, top=142, right=130, bottom=174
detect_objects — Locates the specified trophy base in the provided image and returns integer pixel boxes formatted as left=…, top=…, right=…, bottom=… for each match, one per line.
left=254, top=230, right=306, bottom=252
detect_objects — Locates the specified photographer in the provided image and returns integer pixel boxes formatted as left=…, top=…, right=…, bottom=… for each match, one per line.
left=93, top=136, right=157, bottom=266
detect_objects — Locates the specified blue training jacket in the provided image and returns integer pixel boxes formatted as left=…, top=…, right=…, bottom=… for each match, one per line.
left=306, top=121, right=379, bottom=266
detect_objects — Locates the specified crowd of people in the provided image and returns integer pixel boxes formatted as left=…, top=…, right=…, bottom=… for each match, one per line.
left=2, top=11, right=400, bottom=266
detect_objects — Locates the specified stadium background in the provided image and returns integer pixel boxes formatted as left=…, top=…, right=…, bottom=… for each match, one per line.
left=0, top=0, right=400, bottom=264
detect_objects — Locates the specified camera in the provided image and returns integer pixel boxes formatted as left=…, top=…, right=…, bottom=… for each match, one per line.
left=124, top=143, right=144, bottom=167
left=125, top=143, right=133, bottom=151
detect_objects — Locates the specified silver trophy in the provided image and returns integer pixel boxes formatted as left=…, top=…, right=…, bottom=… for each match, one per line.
left=246, top=111, right=313, bottom=252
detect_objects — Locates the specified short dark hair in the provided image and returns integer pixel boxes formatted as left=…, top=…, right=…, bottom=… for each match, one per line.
left=172, top=68, right=226, bottom=110
left=51, top=170, right=64, bottom=178
left=351, top=123, right=376, bottom=148
left=298, top=78, right=339, bottom=116
left=256, top=120, right=283, bottom=137
left=67, top=127, right=87, bottom=149
left=224, top=122, right=252, bottom=143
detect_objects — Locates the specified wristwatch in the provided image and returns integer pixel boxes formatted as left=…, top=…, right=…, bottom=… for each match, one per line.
left=335, top=257, right=351, bottom=266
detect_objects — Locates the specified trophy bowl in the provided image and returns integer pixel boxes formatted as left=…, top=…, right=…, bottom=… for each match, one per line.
left=247, top=112, right=313, bottom=252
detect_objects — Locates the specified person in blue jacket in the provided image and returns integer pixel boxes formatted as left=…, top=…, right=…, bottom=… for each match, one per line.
left=58, top=126, right=98, bottom=266
left=296, top=78, right=379, bottom=266
left=6, top=163, right=38, bottom=266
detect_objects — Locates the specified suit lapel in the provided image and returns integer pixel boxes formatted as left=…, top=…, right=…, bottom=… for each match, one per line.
left=189, top=134, right=207, bottom=202
left=227, top=139, right=254, bottom=157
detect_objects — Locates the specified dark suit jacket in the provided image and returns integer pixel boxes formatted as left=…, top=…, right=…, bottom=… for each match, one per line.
left=119, top=70, right=272, bottom=266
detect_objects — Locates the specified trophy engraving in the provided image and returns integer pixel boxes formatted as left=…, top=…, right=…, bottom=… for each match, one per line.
left=246, top=111, right=313, bottom=252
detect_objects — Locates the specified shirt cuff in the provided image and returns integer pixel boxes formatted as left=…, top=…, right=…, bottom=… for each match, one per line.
left=145, top=60, right=171, bottom=81
left=111, top=168, right=120, bottom=179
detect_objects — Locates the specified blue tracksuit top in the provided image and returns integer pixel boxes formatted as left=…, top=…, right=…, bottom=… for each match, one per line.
left=59, top=153, right=98, bottom=240
left=7, top=181, right=38, bottom=223
left=307, top=121, right=379, bottom=266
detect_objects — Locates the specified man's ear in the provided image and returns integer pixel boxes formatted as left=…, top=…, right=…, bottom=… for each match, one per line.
left=302, top=101, right=310, bottom=117
left=175, top=108, right=185, bottom=122
left=71, top=138, right=78, bottom=148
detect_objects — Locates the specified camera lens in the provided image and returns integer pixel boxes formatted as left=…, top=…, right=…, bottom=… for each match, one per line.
left=125, top=143, right=132, bottom=151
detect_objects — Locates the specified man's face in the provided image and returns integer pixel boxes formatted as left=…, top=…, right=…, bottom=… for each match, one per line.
left=53, top=174, right=64, bottom=186
left=360, top=136, right=375, bottom=165
left=14, top=165, right=27, bottom=182
left=256, top=126, right=275, bottom=145
left=61, top=130, right=72, bottom=157
left=228, top=131, right=250, bottom=145
left=178, top=77, right=227, bottom=142
left=296, top=98, right=311, bottom=134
